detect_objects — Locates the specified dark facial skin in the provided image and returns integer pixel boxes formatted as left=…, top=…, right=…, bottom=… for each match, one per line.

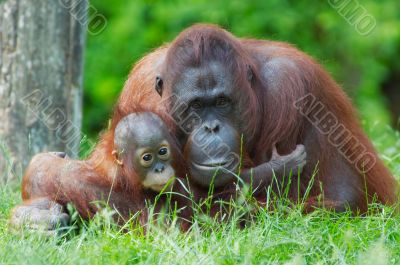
left=154, top=57, right=307, bottom=190
left=158, top=62, right=307, bottom=189
left=113, top=113, right=175, bottom=192
left=166, top=62, right=243, bottom=187
left=184, top=122, right=240, bottom=187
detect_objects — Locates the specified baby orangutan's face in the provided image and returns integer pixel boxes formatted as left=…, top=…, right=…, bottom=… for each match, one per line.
left=133, top=140, right=175, bottom=192
left=113, top=113, right=176, bottom=192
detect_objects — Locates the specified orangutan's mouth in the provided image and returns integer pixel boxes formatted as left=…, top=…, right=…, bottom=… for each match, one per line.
left=192, top=161, right=229, bottom=170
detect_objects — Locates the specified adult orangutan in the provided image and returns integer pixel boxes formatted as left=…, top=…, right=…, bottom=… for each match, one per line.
left=112, top=24, right=397, bottom=211
left=10, top=24, right=397, bottom=231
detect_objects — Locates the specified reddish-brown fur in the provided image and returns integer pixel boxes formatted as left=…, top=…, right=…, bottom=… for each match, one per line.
left=13, top=24, right=397, bottom=229
left=19, top=148, right=183, bottom=224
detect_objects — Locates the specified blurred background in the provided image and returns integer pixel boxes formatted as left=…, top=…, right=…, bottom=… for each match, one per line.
left=84, top=0, right=400, bottom=149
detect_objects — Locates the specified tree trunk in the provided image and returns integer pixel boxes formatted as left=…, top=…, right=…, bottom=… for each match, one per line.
left=0, top=0, right=86, bottom=183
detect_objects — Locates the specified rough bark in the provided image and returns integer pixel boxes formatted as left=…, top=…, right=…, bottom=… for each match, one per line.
left=0, top=0, right=86, bottom=183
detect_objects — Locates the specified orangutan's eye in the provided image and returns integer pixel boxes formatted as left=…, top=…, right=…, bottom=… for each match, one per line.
left=216, top=96, right=230, bottom=108
left=190, top=100, right=203, bottom=109
left=143, top=154, right=152, bottom=161
left=140, top=153, right=154, bottom=167
left=158, top=147, right=170, bottom=160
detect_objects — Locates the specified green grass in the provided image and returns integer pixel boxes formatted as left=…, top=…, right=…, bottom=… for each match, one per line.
left=0, top=126, right=399, bottom=265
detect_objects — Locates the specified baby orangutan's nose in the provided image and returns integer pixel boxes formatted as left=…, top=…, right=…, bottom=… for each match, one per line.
left=154, top=163, right=165, bottom=173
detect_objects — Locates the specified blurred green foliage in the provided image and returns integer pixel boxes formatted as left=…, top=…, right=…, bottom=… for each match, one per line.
left=84, top=0, right=400, bottom=140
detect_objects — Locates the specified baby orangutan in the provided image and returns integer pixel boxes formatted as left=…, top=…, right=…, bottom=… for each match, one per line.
left=10, top=112, right=306, bottom=234
left=10, top=112, right=179, bottom=233
left=111, top=112, right=177, bottom=192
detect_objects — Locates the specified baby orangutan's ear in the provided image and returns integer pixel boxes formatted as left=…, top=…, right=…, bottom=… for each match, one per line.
left=111, top=150, right=124, bottom=166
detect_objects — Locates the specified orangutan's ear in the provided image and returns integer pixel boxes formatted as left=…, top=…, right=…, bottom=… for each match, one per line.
left=111, top=150, right=123, bottom=166
left=246, top=65, right=254, bottom=83
left=155, top=76, right=163, bottom=97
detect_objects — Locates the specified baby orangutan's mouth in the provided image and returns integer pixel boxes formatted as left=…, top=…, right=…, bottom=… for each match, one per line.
left=150, top=178, right=175, bottom=192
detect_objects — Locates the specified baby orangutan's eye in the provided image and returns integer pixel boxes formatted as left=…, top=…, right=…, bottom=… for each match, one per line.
left=158, top=148, right=167, bottom=156
left=140, top=153, right=153, bottom=167
left=158, top=147, right=170, bottom=160
left=143, top=154, right=152, bottom=161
